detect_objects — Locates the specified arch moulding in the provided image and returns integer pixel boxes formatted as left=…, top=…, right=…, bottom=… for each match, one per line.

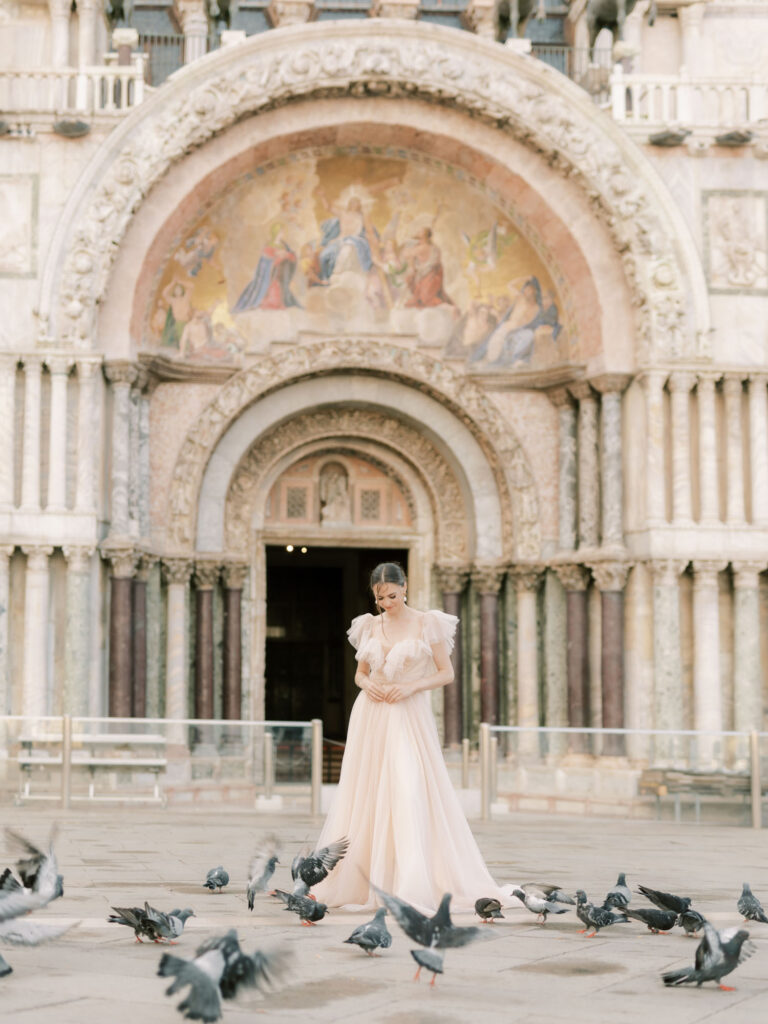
left=39, top=20, right=709, bottom=362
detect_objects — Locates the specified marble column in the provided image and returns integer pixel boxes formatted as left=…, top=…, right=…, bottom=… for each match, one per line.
left=46, top=355, right=70, bottom=511
left=732, top=562, right=765, bottom=735
left=435, top=565, right=468, bottom=747
left=48, top=0, right=71, bottom=66
left=21, top=546, right=53, bottom=719
left=174, top=0, right=209, bottom=62
left=0, top=356, right=16, bottom=508
left=748, top=374, right=768, bottom=526
left=723, top=375, right=746, bottom=525
left=641, top=371, right=667, bottom=525
left=569, top=381, right=600, bottom=550
left=163, top=557, right=194, bottom=724
left=471, top=564, right=504, bottom=727
left=549, top=388, right=578, bottom=552
left=132, top=555, right=156, bottom=719
left=650, top=559, right=686, bottom=764
left=543, top=570, right=568, bottom=756
left=696, top=373, right=720, bottom=524
left=194, top=562, right=219, bottom=720
left=593, top=377, right=628, bottom=549
left=462, top=0, right=496, bottom=38
left=513, top=567, right=541, bottom=757
left=62, top=546, right=94, bottom=715
left=77, top=0, right=98, bottom=65
left=668, top=371, right=696, bottom=524
left=104, top=362, right=137, bottom=538
left=692, top=560, right=728, bottom=764
left=222, top=563, right=248, bottom=722
left=105, top=546, right=136, bottom=718
left=679, top=2, right=706, bottom=74
left=20, top=356, right=43, bottom=512
left=590, top=561, right=630, bottom=755
left=554, top=563, right=591, bottom=752
left=0, top=546, right=13, bottom=715
left=75, top=359, right=100, bottom=514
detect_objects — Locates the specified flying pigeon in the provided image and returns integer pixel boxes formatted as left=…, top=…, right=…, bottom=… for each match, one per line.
left=203, top=867, right=229, bottom=893
left=344, top=908, right=392, bottom=956
left=158, top=928, right=291, bottom=1022
left=521, top=882, right=575, bottom=905
left=247, top=834, right=281, bottom=909
left=370, top=885, right=484, bottom=950
left=575, top=890, right=628, bottom=936
left=677, top=908, right=706, bottom=938
left=273, top=889, right=329, bottom=925
left=0, top=828, right=64, bottom=921
left=662, top=921, right=755, bottom=990
left=511, top=886, right=568, bottom=924
left=0, top=868, right=23, bottom=894
left=602, top=873, right=631, bottom=911
left=637, top=884, right=691, bottom=915
left=291, top=837, right=349, bottom=896
left=623, top=907, right=678, bottom=934
left=475, top=897, right=504, bottom=923
left=737, top=883, right=768, bottom=924
left=410, top=948, right=444, bottom=986
left=0, top=953, right=11, bottom=977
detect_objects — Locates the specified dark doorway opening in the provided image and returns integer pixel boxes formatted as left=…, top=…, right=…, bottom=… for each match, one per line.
left=265, top=545, right=408, bottom=744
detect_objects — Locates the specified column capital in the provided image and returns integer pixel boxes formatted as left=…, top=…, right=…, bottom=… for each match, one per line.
left=590, top=373, right=632, bottom=395
left=461, top=0, right=496, bottom=37
left=162, top=556, right=194, bottom=586
left=434, top=563, right=470, bottom=594
left=135, top=552, right=158, bottom=581
left=552, top=561, right=591, bottom=591
left=222, top=562, right=249, bottom=589
left=21, top=354, right=44, bottom=371
left=266, top=0, right=314, bottom=26
left=111, top=26, right=139, bottom=47
left=747, top=371, right=768, bottom=387
left=546, top=385, right=576, bottom=409
left=649, top=558, right=688, bottom=586
left=638, top=368, right=667, bottom=390
left=194, top=560, right=221, bottom=589
left=103, top=360, right=138, bottom=387
left=369, top=0, right=420, bottom=16
left=101, top=543, right=137, bottom=578
left=0, top=544, right=15, bottom=562
left=21, top=545, right=53, bottom=570
left=667, top=369, right=697, bottom=393
left=0, top=353, right=19, bottom=371
left=722, top=373, right=746, bottom=396
left=509, top=563, right=544, bottom=591
left=589, top=559, right=632, bottom=592
left=692, top=559, right=728, bottom=587
left=62, top=545, right=95, bottom=572
left=731, top=561, right=767, bottom=589
left=568, top=379, right=596, bottom=402
left=45, top=354, right=72, bottom=376
left=76, top=357, right=102, bottom=379
left=470, top=563, right=505, bottom=595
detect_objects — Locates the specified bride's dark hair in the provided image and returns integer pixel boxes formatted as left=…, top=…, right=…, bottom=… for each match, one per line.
left=370, top=562, right=407, bottom=591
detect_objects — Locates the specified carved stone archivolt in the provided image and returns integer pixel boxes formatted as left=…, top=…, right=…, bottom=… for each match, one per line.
left=40, top=21, right=707, bottom=359
left=167, top=340, right=541, bottom=559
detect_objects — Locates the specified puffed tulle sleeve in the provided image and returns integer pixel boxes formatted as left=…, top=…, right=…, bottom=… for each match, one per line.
left=347, top=613, right=375, bottom=651
left=422, top=609, right=459, bottom=654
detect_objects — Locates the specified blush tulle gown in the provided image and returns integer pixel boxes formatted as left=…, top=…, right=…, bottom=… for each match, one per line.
left=312, top=610, right=512, bottom=915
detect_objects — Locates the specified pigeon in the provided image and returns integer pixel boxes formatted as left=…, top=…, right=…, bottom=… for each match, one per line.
left=410, top=948, right=444, bottom=985
left=521, top=882, right=575, bottom=906
left=0, top=953, right=11, bottom=977
left=575, top=890, right=628, bottom=936
left=273, top=889, right=329, bottom=925
left=109, top=905, right=163, bottom=943
left=623, top=907, right=678, bottom=934
left=737, top=883, right=768, bottom=924
left=158, top=928, right=291, bottom=1022
left=0, top=868, right=23, bottom=894
left=475, top=897, right=504, bottom=923
left=0, top=828, right=64, bottom=921
left=344, top=908, right=392, bottom=956
left=203, top=867, right=229, bottom=893
left=143, top=904, right=196, bottom=943
left=247, top=834, right=281, bottom=909
left=602, top=873, right=631, bottom=911
left=291, top=837, right=349, bottom=896
left=662, top=920, right=756, bottom=990
left=637, top=884, right=691, bottom=915
left=371, top=886, right=484, bottom=950
left=511, top=886, right=568, bottom=924
left=677, top=908, right=706, bottom=938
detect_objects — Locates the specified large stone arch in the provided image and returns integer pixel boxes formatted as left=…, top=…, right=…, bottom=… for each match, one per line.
left=167, top=339, right=541, bottom=560
left=39, top=20, right=709, bottom=362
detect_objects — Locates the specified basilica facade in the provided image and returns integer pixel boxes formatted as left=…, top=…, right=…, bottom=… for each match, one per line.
left=0, top=3, right=767, bottom=760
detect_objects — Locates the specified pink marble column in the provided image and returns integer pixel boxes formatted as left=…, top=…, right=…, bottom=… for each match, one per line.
left=590, top=561, right=631, bottom=756
left=103, top=545, right=137, bottom=718
left=222, top=563, right=248, bottom=721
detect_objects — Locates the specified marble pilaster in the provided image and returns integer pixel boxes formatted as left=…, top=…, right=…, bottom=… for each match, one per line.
left=553, top=562, right=591, bottom=752
left=512, top=567, right=542, bottom=757
left=48, top=0, right=70, bottom=66
left=590, top=560, right=631, bottom=755
left=77, top=0, right=98, bottom=65
left=104, top=362, right=137, bottom=538
left=723, top=375, right=746, bottom=525
left=163, top=557, right=194, bottom=724
left=732, top=562, right=765, bottom=735
left=640, top=371, right=667, bottom=525
left=21, top=546, right=53, bottom=719
left=696, top=373, right=720, bottom=524
left=471, top=564, right=504, bottom=727
left=650, top=559, right=687, bottom=763
left=0, top=546, right=13, bottom=715
left=593, top=377, right=628, bottom=549
left=174, top=0, right=209, bottom=62
left=679, top=2, right=706, bottom=75
left=748, top=374, right=768, bottom=526
left=62, top=546, right=94, bottom=715
left=46, top=355, right=70, bottom=511
left=549, top=388, right=577, bottom=552
left=668, top=371, right=696, bottom=525
left=20, top=357, right=43, bottom=512
left=222, top=562, right=248, bottom=722
left=104, top=545, right=136, bottom=718
left=569, top=381, right=600, bottom=549
left=0, top=356, right=16, bottom=508
left=692, top=560, right=728, bottom=763
left=132, top=554, right=156, bottom=719
left=543, top=570, right=568, bottom=755
left=194, top=561, right=220, bottom=720
left=75, top=360, right=100, bottom=514
left=435, top=564, right=469, bottom=747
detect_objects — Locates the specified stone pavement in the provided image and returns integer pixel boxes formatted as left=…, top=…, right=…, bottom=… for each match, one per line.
left=1, top=804, right=767, bottom=1024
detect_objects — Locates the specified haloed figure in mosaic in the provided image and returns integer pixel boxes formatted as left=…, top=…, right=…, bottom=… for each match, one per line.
left=312, top=562, right=512, bottom=914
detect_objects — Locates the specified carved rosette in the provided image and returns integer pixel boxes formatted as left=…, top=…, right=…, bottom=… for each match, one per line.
left=552, top=562, right=591, bottom=592
left=162, top=557, right=194, bottom=586
left=194, top=560, right=221, bottom=589
left=589, top=560, right=631, bottom=593
left=470, top=563, right=505, bottom=595
left=46, top=22, right=698, bottom=357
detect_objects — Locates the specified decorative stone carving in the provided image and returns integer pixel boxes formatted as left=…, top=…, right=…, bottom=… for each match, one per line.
left=194, top=560, right=221, bottom=589
left=103, top=361, right=138, bottom=387
left=21, top=545, right=53, bottom=571
left=63, top=545, right=95, bottom=573
left=222, top=562, right=249, bottom=589
left=162, top=557, right=194, bottom=586
left=461, top=0, right=496, bottom=38
left=552, top=562, right=590, bottom=592
left=691, top=559, right=728, bottom=587
left=589, top=560, right=631, bottom=592
left=42, top=23, right=703, bottom=358
left=135, top=552, right=158, bottom=582
left=434, top=564, right=470, bottom=594
left=470, top=563, right=505, bottom=594
left=510, top=564, right=543, bottom=592
left=649, top=559, right=687, bottom=587
left=370, top=0, right=419, bottom=17
left=732, top=561, right=767, bottom=589
left=101, top=544, right=137, bottom=578
left=267, top=0, right=314, bottom=27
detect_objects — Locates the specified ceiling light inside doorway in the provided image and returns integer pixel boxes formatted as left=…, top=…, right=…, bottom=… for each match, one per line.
left=286, top=544, right=294, bottom=552
left=300, top=547, right=308, bottom=554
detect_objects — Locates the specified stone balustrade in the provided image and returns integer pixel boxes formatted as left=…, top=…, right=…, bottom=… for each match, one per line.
left=0, top=56, right=147, bottom=121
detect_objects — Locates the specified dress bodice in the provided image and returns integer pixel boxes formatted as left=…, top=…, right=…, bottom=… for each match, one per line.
left=348, top=610, right=458, bottom=683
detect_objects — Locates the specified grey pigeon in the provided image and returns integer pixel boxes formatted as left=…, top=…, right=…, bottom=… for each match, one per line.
left=410, top=948, right=444, bottom=985
left=274, top=889, right=328, bottom=925
left=371, top=885, right=484, bottom=950
left=203, top=866, right=229, bottom=893
left=522, top=882, right=575, bottom=906
left=291, top=837, right=349, bottom=896
left=0, top=868, right=23, bottom=894
left=0, top=953, right=11, bottom=977
left=144, top=903, right=195, bottom=943
left=677, top=908, right=706, bottom=937
left=602, top=873, right=631, bottom=911
left=575, top=890, right=628, bottom=936
left=512, top=886, right=569, bottom=924
left=637, top=884, right=691, bottom=915
left=737, top=882, right=768, bottom=924
left=344, top=907, right=392, bottom=956
left=662, top=921, right=755, bottom=990
left=247, top=834, right=281, bottom=910
left=109, top=905, right=162, bottom=943
left=623, top=906, right=677, bottom=934
left=475, top=897, right=504, bottom=923
left=158, top=928, right=291, bottom=1021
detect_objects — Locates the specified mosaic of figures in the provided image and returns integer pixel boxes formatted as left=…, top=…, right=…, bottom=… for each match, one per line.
left=145, top=151, right=574, bottom=371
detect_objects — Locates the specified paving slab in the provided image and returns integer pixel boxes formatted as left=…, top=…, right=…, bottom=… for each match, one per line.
left=0, top=804, right=767, bottom=1024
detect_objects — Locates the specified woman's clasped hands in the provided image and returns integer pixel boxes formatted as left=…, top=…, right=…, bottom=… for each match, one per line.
left=363, top=671, right=415, bottom=704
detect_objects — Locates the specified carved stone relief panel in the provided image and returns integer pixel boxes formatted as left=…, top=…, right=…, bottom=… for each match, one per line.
left=0, top=175, right=37, bottom=278
left=704, top=191, right=768, bottom=295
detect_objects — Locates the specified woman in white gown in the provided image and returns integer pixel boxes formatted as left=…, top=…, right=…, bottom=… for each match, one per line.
left=312, top=562, right=511, bottom=915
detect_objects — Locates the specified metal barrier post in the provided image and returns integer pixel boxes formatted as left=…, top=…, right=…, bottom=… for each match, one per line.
left=750, top=730, right=762, bottom=829
left=479, top=723, right=490, bottom=821
left=61, top=714, right=72, bottom=809
left=263, top=731, right=274, bottom=800
left=461, top=737, right=470, bottom=789
left=489, top=734, right=498, bottom=805
left=311, top=719, right=323, bottom=816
